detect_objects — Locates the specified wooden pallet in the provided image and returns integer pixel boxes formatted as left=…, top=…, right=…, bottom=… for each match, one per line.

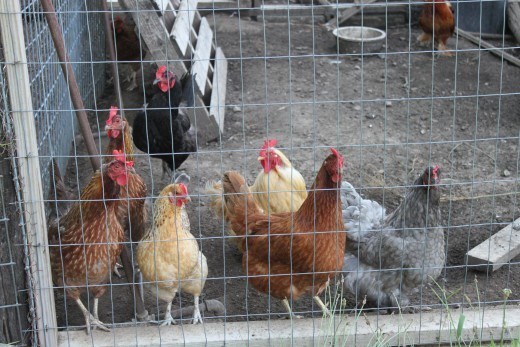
left=119, top=0, right=227, bottom=142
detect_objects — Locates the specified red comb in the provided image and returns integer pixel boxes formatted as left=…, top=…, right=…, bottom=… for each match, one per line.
left=432, top=165, right=440, bottom=177
left=262, top=139, right=277, bottom=149
left=156, top=65, right=167, bottom=80
left=112, top=150, right=134, bottom=168
left=178, top=183, right=188, bottom=196
left=106, top=106, right=119, bottom=125
left=330, top=147, right=340, bottom=158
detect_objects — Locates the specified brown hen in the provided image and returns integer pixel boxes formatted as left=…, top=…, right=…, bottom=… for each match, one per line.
left=418, top=0, right=455, bottom=56
left=222, top=148, right=345, bottom=317
left=48, top=152, right=134, bottom=333
left=104, top=106, right=147, bottom=243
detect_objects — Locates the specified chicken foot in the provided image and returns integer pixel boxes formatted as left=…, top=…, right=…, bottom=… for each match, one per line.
left=161, top=300, right=177, bottom=326
left=282, top=298, right=303, bottom=319
left=313, top=296, right=332, bottom=317
left=75, top=298, right=110, bottom=334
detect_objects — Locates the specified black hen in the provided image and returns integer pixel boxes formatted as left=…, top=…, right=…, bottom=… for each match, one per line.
left=132, top=66, right=197, bottom=179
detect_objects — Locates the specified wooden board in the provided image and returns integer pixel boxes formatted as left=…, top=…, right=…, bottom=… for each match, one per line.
left=507, top=0, right=520, bottom=43
left=324, top=0, right=379, bottom=30
left=119, top=0, right=186, bottom=73
left=192, top=17, right=213, bottom=96
left=0, top=1, right=58, bottom=346
left=171, top=0, right=198, bottom=56
left=60, top=306, right=520, bottom=347
left=210, top=47, right=227, bottom=133
left=119, top=0, right=222, bottom=142
left=466, top=217, right=520, bottom=272
left=456, top=28, right=520, bottom=68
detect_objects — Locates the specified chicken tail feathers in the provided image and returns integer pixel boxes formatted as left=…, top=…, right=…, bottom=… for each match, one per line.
left=222, top=171, right=262, bottom=238
left=205, top=179, right=230, bottom=224
left=180, top=72, right=196, bottom=109
left=47, top=158, right=73, bottom=222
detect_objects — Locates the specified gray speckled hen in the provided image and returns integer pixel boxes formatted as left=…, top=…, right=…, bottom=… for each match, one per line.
left=343, top=166, right=445, bottom=310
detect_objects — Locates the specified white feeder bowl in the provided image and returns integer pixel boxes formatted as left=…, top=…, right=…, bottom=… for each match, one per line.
left=332, top=26, right=386, bottom=54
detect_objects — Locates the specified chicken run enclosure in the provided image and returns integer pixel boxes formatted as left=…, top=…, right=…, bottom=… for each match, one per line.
left=0, top=0, right=520, bottom=345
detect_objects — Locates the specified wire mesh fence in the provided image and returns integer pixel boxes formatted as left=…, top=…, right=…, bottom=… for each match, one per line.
left=0, top=0, right=519, bottom=345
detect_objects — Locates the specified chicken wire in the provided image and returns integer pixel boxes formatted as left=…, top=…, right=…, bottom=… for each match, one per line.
left=4, top=0, right=520, bottom=345
left=21, top=0, right=105, bottom=195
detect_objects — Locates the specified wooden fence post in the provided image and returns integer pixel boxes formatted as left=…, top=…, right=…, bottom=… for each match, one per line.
left=0, top=1, right=58, bottom=346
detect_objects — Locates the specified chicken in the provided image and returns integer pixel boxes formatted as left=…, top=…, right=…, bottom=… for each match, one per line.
left=48, top=151, right=134, bottom=333
left=341, top=181, right=385, bottom=237
left=132, top=66, right=197, bottom=180
left=222, top=148, right=345, bottom=317
left=206, top=139, right=307, bottom=248
left=137, top=174, right=208, bottom=325
left=111, top=15, right=145, bottom=91
left=418, top=0, right=455, bottom=56
left=105, top=106, right=147, bottom=243
left=342, top=166, right=445, bottom=311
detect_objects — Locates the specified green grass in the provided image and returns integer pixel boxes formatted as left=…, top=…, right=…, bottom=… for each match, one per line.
left=316, top=277, right=519, bottom=347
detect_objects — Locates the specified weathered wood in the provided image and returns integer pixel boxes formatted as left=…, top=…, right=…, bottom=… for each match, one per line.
left=171, top=0, right=199, bottom=57
left=192, top=17, right=213, bottom=96
left=210, top=47, right=227, bottom=133
left=0, top=167, right=29, bottom=344
left=466, top=217, right=520, bottom=272
left=59, top=306, right=520, bottom=347
left=119, top=0, right=187, bottom=74
left=0, top=1, right=57, bottom=346
left=508, top=0, right=520, bottom=43
left=456, top=28, right=520, bottom=68
left=324, top=0, right=379, bottom=30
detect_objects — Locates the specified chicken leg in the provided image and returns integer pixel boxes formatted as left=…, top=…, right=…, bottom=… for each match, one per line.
left=313, top=296, right=332, bottom=317
left=282, top=298, right=303, bottom=319
left=161, top=300, right=177, bottom=326
left=192, top=295, right=203, bottom=324
left=75, top=298, right=110, bottom=334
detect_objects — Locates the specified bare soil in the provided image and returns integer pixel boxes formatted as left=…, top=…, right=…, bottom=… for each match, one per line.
left=55, top=12, right=520, bottom=331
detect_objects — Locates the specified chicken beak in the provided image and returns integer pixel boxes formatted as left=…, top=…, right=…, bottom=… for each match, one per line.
left=184, top=195, right=191, bottom=202
left=153, top=78, right=161, bottom=85
left=257, top=156, right=265, bottom=162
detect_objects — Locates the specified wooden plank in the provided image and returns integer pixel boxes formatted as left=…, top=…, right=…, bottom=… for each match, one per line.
left=59, top=306, right=520, bottom=347
left=171, top=0, right=199, bottom=57
left=0, top=1, right=58, bottom=346
left=119, top=0, right=187, bottom=74
left=456, top=28, right=520, bottom=68
left=210, top=47, right=227, bottom=133
left=324, top=0, right=379, bottom=31
left=192, top=17, right=213, bottom=96
left=508, top=0, right=520, bottom=43
left=466, top=217, right=520, bottom=272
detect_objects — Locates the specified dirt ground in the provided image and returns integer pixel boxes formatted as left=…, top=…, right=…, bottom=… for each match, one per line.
left=54, top=11, right=520, bottom=331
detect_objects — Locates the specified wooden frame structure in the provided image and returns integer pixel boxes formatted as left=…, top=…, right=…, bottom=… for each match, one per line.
left=119, top=0, right=228, bottom=142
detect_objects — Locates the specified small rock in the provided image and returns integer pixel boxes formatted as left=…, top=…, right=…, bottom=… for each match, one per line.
left=319, top=73, right=326, bottom=78
left=354, top=65, right=360, bottom=70
left=411, top=87, right=418, bottom=92
left=354, top=105, right=361, bottom=111
left=367, top=89, right=373, bottom=93
left=513, top=221, right=520, bottom=231
left=485, top=82, right=489, bottom=86
left=233, top=106, right=241, bottom=113
left=368, top=124, right=373, bottom=128
left=420, top=129, right=426, bottom=134
left=503, top=169, right=511, bottom=177
left=400, top=36, right=406, bottom=41
left=365, top=114, right=376, bottom=119
left=385, top=101, right=392, bottom=107
left=392, top=61, right=397, bottom=66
